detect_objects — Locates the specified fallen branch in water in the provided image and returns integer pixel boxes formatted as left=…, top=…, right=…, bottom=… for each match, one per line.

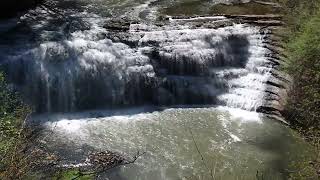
left=252, top=0, right=282, bottom=8
left=70, top=151, right=146, bottom=180
left=189, top=128, right=215, bottom=180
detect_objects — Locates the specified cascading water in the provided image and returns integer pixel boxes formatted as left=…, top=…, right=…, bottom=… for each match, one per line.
left=1, top=13, right=273, bottom=113
left=0, top=1, right=310, bottom=179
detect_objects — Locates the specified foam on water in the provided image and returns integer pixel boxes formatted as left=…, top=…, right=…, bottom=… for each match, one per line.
left=32, top=105, right=307, bottom=180
left=0, top=1, right=309, bottom=179
left=216, top=106, right=262, bottom=123
left=39, top=105, right=262, bottom=144
left=2, top=19, right=273, bottom=113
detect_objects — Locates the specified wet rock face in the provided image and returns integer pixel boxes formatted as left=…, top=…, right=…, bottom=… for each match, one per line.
left=0, top=0, right=42, bottom=19
left=0, top=0, right=289, bottom=121
left=216, top=0, right=280, bottom=6
left=257, top=27, right=290, bottom=122
left=2, top=14, right=287, bottom=114
left=217, top=0, right=252, bottom=5
left=147, top=34, right=250, bottom=76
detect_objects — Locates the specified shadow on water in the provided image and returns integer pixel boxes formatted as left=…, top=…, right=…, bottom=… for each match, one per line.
left=246, top=121, right=297, bottom=180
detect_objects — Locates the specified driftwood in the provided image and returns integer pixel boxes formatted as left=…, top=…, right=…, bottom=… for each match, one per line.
left=223, top=14, right=284, bottom=26
left=223, top=14, right=283, bottom=21
left=252, top=0, right=282, bottom=8
left=169, top=14, right=282, bottom=21
left=189, top=129, right=215, bottom=180
left=265, top=114, right=289, bottom=125
left=168, top=14, right=284, bottom=27
left=243, top=20, right=284, bottom=26
left=68, top=150, right=146, bottom=180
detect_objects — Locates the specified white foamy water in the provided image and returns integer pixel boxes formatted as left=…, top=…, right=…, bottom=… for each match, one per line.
left=2, top=19, right=274, bottom=112
left=0, top=1, right=307, bottom=179
left=32, top=106, right=309, bottom=180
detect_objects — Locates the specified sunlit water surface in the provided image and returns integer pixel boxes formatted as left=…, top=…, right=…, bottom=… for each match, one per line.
left=32, top=106, right=313, bottom=180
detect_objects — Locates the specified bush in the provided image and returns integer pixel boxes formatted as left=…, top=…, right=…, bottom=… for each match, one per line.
left=282, top=0, right=320, bottom=130
left=281, top=1, right=320, bottom=178
left=0, top=72, right=32, bottom=179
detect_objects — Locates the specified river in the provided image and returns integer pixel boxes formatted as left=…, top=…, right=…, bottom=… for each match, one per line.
left=0, top=0, right=314, bottom=179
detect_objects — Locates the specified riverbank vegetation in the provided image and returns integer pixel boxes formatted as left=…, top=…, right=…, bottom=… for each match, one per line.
left=282, top=0, right=320, bottom=126
left=279, top=0, right=320, bottom=178
left=0, top=72, right=34, bottom=179
left=281, top=0, right=320, bottom=145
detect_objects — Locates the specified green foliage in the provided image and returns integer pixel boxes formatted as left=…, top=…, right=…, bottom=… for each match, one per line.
left=0, top=73, right=25, bottom=148
left=53, top=170, right=95, bottom=180
left=0, top=72, right=32, bottom=179
left=283, top=1, right=320, bottom=128
left=0, top=74, right=26, bottom=136
left=281, top=1, right=320, bottom=178
left=279, top=0, right=320, bottom=32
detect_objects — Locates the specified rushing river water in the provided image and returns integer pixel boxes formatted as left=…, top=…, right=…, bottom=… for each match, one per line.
left=31, top=106, right=312, bottom=180
left=0, top=0, right=314, bottom=179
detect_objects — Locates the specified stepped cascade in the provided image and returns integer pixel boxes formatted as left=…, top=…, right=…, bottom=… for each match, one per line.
left=0, top=13, right=286, bottom=115
left=1, top=1, right=311, bottom=180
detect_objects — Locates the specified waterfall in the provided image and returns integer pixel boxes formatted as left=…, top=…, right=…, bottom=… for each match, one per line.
left=0, top=9, right=277, bottom=113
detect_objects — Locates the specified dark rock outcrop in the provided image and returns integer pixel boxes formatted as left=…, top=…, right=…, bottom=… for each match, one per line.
left=0, top=0, right=43, bottom=19
left=257, top=26, right=291, bottom=124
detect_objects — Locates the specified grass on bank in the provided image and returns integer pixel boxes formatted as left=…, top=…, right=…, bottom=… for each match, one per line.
left=0, top=72, right=34, bottom=179
left=279, top=0, right=320, bottom=178
left=281, top=0, right=320, bottom=138
left=282, top=0, right=320, bottom=129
